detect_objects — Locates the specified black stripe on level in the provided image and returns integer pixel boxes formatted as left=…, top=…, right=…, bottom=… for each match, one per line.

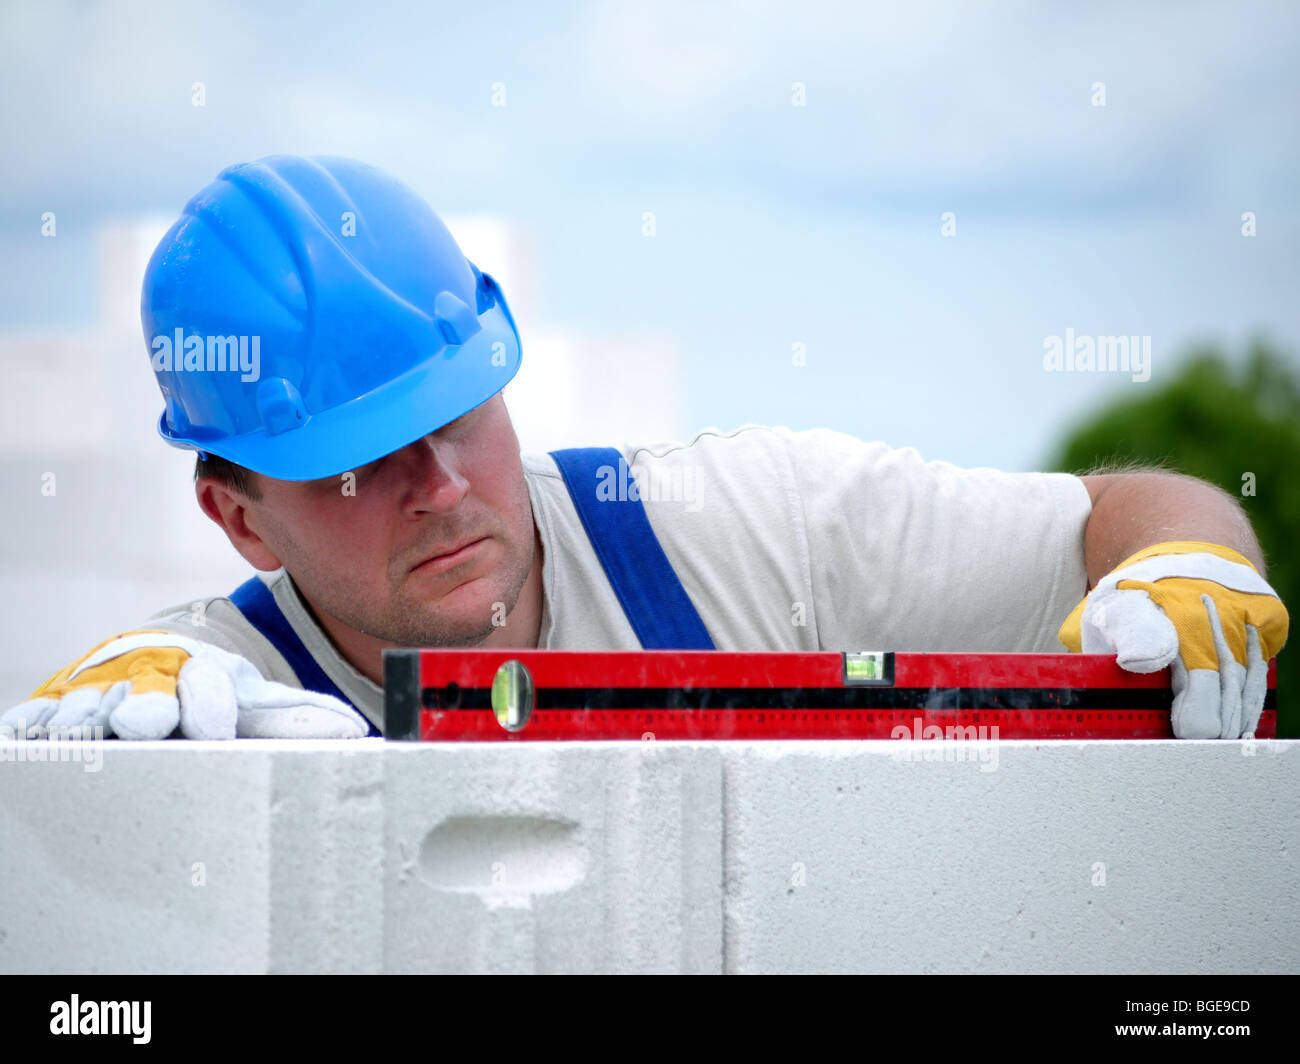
left=416, top=685, right=1275, bottom=712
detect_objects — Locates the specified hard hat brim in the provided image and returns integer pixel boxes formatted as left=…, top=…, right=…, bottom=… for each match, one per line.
left=164, top=300, right=521, bottom=482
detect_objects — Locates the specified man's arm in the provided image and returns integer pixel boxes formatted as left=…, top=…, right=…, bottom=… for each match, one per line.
left=1078, top=471, right=1266, bottom=588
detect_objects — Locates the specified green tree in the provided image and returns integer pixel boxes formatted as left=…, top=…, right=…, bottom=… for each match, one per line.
left=1045, top=338, right=1300, bottom=737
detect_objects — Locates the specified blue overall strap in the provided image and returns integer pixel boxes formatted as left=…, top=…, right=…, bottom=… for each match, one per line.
left=550, top=447, right=715, bottom=650
left=228, top=576, right=381, bottom=735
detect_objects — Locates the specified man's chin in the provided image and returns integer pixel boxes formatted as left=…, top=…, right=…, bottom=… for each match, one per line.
left=402, top=578, right=505, bottom=644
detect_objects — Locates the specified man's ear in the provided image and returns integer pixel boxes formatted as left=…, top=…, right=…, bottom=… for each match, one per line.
left=195, top=478, right=284, bottom=571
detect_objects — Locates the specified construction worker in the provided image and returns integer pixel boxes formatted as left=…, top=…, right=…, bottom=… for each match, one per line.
left=2, top=155, right=1288, bottom=742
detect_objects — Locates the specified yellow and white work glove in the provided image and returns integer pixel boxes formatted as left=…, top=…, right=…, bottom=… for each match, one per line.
left=1058, top=542, right=1289, bottom=739
left=2, top=630, right=369, bottom=740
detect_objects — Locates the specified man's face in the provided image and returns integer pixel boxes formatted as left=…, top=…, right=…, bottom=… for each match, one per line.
left=238, top=392, right=536, bottom=648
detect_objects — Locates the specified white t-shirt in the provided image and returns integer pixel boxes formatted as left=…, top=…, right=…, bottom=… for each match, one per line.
left=141, top=424, right=1093, bottom=733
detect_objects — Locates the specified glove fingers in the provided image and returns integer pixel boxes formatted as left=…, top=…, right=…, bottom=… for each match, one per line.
left=1084, top=588, right=1179, bottom=671
left=1241, top=625, right=1268, bottom=737
left=1169, top=657, right=1222, bottom=740
left=194, top=642, right=367, bottom=738
left=2, top=697, right=63, bottom=737
left=71, top=682, right=126, bottom=739
left=44, top=683, right=119, bottom=734
left=108, top=692, right=181, bottom=741
left=176, top=658, right=238, bottom=740
left=236, top=707, right=368, bottom=739
left=27, top=687, right=106, bottom=737
left=1202, top=594, right=1245, bottom=738
left=235, top=681, right=369, bottom=739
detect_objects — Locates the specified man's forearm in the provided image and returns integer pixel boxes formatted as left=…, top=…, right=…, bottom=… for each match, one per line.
left=1081, top=473, right=1265, bottom=589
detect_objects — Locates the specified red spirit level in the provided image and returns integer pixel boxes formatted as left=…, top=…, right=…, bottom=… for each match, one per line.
left=382, top=650, right=1278, bottom=741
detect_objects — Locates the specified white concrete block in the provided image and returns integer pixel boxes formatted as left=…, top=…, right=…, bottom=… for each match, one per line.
left=721, top=739, right=1300, bottom=973
left=382, top=741, right=722, bottom=973
left=0, top=740, right=276, bottom=973
left=266, top=743, right=387, bottom=973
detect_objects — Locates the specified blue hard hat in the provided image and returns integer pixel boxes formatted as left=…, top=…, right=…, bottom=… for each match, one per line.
left=141, top=154, right=522, bottom=481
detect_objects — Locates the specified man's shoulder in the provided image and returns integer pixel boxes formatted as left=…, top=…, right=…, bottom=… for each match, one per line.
left=626, top=423, right=785, bottom=461
left=522, top=423, right=832, bottom=473
left=137, top=573, right=298, bottom=680
left=142, top=571, right=269, bottom=622
left=519, top=425, right=907, bottom=514
left=626, top=423, right=902, bottom=468
left=141, top=585, right=255, bottom=651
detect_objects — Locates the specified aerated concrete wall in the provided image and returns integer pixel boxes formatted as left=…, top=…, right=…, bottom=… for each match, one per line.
left=2, top=737, right=1296, bottom=973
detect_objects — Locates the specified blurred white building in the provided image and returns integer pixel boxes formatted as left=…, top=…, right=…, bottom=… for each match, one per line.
left=0, top=217, right=686, bottom=708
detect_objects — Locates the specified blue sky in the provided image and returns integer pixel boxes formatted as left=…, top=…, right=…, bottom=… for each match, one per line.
left=1, top=0, right=1296, bottom=470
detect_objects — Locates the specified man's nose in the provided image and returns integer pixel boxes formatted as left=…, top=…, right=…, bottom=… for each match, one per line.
left=398, top=434, right=470, bottom=512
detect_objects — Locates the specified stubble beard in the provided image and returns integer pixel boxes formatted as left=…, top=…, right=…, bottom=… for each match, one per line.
left=379, top=533, right=534, bottom=647
left=274, top=513, right=536, bottom=650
